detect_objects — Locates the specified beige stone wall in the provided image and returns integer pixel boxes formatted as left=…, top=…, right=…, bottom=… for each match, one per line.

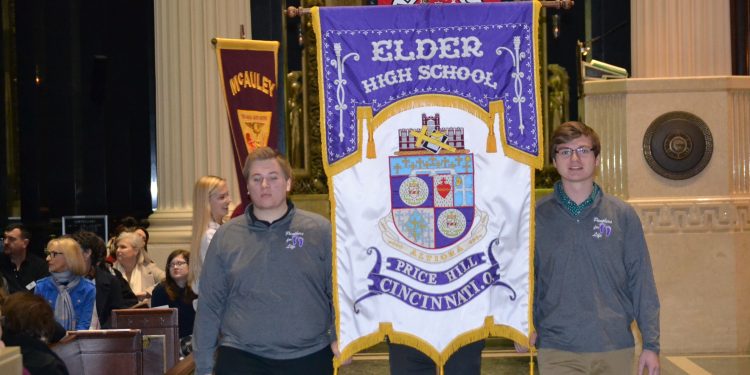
left=643, top=222, right=750, bottom=354
left=734, top=234, right=750, bottom=352
left=584, top=77, right=750, bottom=354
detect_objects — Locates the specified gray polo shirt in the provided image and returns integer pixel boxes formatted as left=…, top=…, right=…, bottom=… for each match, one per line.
left=534, top=191, right=660, bottom=353
left=193, top=205, right=335, bottom=374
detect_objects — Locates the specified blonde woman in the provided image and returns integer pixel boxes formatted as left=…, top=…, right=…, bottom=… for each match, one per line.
left=34, top=237, right=96, bottom=331
left=188, top=175, right=231, bottom=294
left=113, top=231, right=165, bottom=305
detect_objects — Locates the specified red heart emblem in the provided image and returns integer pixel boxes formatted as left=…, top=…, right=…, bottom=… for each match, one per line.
left=436, top=179, right=451, bottom=198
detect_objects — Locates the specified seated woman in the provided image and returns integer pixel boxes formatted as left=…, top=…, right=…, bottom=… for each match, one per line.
left=1, top=293, right=69, bottom=375
left=113, top=231, right=165, bottom=306
left=151, top=249, right=197, bottom=340
left=34, top=237, right=96, bottom=331
left=70, top=231, right=138, bottom=327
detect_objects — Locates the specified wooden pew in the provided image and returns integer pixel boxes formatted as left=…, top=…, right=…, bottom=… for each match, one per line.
left=111, top=308, right=180, bottom=375
left=51, top=329, right=143, bottom=375
left=0, top=346, right=23, bottom=375
left=165, top=353, right=195, bottom=375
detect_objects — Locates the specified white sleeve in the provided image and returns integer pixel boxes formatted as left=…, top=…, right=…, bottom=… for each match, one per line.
left=199, top=224, right=218, bottom=262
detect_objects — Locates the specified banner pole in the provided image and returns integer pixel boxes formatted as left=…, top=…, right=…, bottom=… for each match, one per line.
left=285, top=0, right=574, bottom=17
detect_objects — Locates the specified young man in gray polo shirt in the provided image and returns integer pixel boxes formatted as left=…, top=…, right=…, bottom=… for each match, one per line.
left=533, top=122, right=660, bottom=375
left=193, top=147, right=338, bottom=375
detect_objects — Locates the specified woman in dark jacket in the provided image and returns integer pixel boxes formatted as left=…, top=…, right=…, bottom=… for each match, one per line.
left=1, top=292, right=69, bottom=375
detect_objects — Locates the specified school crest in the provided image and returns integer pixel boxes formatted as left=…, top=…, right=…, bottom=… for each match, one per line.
left=389, top=116, right=474, bottom=250
left=380, top=114, right=487, bottom=259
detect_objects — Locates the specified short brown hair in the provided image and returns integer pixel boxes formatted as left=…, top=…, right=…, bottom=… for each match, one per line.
left=550, top=121, right=601, bottom=160
left=2, top=292, right=58, bottom=342
left=242, top=147, right=293, bottom=182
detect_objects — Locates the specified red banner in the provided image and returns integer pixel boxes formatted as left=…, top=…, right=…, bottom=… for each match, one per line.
left=215, top=38, right=279, bottom=206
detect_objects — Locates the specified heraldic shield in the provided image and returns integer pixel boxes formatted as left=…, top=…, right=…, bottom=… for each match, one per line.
left=389, top=153, right=475, bottom=250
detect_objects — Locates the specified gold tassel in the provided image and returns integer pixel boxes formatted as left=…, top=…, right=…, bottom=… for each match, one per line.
left=487, top=103, right=502, bottom=154
left=361, top=108, right=376, bottom=159
left=486, top=127, right=497, bottom=153
left=438, top=364, right=445, bottom=375
left=367, top=126, right=376, bottom=159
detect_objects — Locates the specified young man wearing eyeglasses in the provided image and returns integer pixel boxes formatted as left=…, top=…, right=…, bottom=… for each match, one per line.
left=532, top=121, right=661, bottom=375
left=1, top=223, right=49, bottom=293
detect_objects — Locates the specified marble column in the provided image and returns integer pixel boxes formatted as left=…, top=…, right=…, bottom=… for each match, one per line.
left=631, top=0, right=732, bottom=78
left=148, top=0, right=251, bottom=267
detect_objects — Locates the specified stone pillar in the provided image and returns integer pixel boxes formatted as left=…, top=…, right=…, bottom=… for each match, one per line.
left=631, top=0, right=732, bottom=78
left=148, top=0, right=251, bottom=267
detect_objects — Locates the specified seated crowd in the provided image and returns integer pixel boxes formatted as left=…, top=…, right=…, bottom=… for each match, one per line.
left=0, top=222, right=198, bottom=375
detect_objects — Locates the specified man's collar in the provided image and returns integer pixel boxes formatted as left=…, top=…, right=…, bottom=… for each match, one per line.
left=249, top=199, right=295, bottom=226
left=554, top=181, right=601, bottom=217
left=10, top=252, right=28, bottom=268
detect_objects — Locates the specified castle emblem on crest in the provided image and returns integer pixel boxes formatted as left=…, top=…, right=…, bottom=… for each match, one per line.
left=384, top=114, right=477, bottom=252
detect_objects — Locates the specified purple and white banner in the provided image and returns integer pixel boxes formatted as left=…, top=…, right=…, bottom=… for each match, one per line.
left=312, top=2, right=542, bottom=368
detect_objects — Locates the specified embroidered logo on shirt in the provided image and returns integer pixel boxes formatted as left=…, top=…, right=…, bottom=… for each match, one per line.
left=286, top=231, right=304, bottom=249
left=592, top=217, right=613, bottom=239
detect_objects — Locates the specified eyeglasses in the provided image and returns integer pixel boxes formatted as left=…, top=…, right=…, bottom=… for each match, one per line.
left=556, top=146, right=594, bottom=159
left=169, top=261, right=188, bottom=268
left=45, top=250, right=64, bottom=258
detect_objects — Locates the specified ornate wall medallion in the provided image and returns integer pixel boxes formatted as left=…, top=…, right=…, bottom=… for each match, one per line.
left=642, top=111, right=713, bottom=180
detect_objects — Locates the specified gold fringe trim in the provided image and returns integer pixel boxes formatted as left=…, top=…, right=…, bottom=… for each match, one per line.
left=528, top=167, right=537, bottom=348
left=334, top=318, right=532, bottom=372
left=354, top=95, right=542, bottom=170
left=531, top=0, right=544, bottom=172
left=528, top=8, right=541, bottom=375
left=364, top=94, right=493, bottom=135
left=330, top=183, right=343, bottom=368
left=213, top=37, right=279, bottom=51
left=526, top=165, right=538, bottom=375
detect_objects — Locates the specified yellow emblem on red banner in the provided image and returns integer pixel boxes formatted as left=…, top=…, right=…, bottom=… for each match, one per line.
left=237, top=109, right=272, bottom=152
